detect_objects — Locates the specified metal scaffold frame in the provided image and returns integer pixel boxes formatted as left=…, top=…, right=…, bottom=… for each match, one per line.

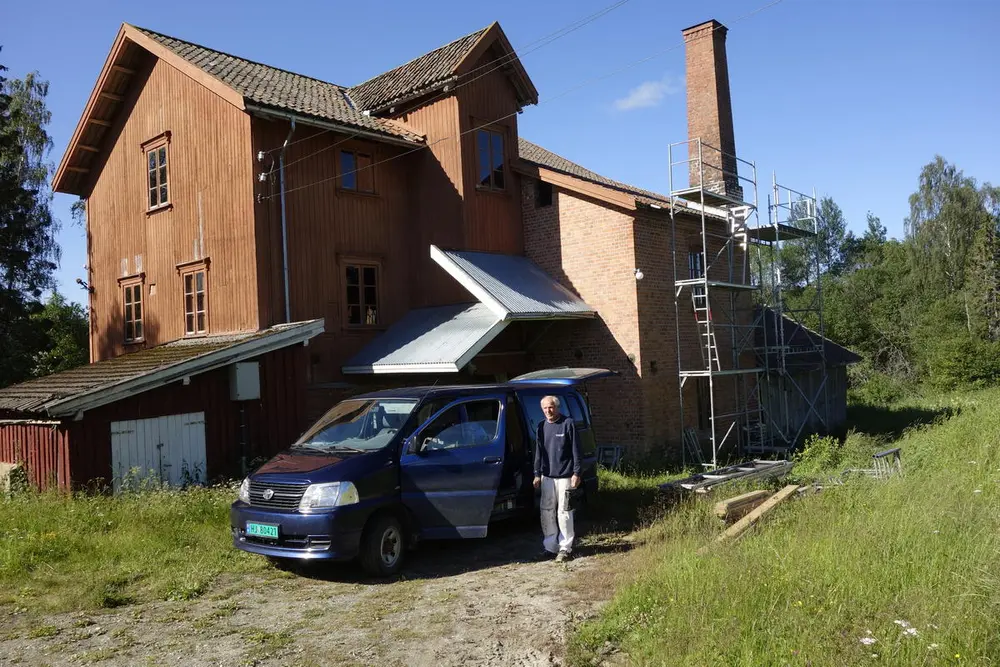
left=668, top=138, right=763, bottom=470
left=748, top=175, right=830, bottom=453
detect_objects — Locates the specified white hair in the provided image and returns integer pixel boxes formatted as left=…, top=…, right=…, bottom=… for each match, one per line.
left=540, top=395, right=561, bottom=408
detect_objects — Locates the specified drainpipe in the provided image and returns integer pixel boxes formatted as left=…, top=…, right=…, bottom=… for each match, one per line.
left=279, top=119, right=296, bottom=323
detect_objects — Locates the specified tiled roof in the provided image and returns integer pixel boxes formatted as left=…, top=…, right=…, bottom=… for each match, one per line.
left=133, top=27, right=423, bottom=143
left=0, top=321, right=323, bottom=416
left=518, top=138, right=673, bottom=207
left=348, top=27, right=489, bottom=112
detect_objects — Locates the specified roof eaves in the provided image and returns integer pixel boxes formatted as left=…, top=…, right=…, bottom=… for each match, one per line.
left=45, top=319, right=325, bottom=417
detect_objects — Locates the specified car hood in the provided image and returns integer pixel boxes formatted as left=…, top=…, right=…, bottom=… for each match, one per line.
left=253, top=450, right=347, bottom=475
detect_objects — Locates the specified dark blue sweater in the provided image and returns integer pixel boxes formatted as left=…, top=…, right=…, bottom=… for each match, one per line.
left=534, top=415, right=580, bottom=479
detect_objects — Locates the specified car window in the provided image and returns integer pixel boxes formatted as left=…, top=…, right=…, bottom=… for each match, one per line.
left=566, top=394, right=590, bottom=429
left=520, top=393, right=587, bottom=440
left=418, top=400, right=500, bottom=451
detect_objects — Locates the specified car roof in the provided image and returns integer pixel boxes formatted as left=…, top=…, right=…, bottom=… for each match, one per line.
left=352, top=381, right=579, bottom=401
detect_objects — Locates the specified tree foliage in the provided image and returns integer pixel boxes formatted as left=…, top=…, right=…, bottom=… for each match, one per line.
left=0, top=55, right=85, bottom=388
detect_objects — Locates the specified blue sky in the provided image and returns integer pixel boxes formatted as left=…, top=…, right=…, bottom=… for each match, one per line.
left=4, top=0, right=998, bottom=306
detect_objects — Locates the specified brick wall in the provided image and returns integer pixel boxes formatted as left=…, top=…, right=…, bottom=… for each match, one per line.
left=521, top=177, right=758, bottom=461
left=522, top=183, right=645, bottom=449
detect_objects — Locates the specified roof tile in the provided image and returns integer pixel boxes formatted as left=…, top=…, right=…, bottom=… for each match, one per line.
left=134, top=27, right=424, bottom=143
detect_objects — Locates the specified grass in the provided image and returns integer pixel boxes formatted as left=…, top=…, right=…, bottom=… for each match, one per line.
left=569, top=388, right=1000, bottom=666
left=0, top=483, right=270, bottom=614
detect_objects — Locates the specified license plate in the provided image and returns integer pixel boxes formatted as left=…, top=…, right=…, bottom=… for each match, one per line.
left=246, top=522, right=279, bottom=539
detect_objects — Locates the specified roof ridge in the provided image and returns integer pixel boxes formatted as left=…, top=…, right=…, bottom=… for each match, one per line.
left=129, top=24, right=349, bottom=90
left=349, top=24, right=491, bottom=92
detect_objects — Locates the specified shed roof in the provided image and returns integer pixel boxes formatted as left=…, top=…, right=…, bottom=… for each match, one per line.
left=430, top=245, right=595, bottom=321
left=342, top=303, right=506, bottom=374
left=0, top=320, right=323, bottom=417
left=755, top=308, right=861, bottom=368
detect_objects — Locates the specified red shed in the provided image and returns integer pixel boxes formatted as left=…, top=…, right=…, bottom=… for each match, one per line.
left=0, top=320, right=322, bottom=491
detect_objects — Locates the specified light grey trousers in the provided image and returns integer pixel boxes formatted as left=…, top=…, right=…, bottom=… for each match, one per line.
left=540, top=475, right=575, bottom=554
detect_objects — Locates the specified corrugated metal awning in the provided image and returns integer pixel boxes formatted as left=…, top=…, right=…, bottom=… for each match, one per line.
left=342, top=303, right=507, bottom=374
left=430, top=245, right=595, bottom=320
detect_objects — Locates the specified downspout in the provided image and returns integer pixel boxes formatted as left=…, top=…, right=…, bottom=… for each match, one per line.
left=279, top=119, right=296, bottom=323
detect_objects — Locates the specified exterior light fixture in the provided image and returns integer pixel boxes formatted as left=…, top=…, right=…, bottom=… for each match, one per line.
left=634, top=268, right=644, bottom=281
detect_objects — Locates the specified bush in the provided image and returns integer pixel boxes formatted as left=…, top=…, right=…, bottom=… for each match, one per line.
left=924, top=335, right=1000, bottom=390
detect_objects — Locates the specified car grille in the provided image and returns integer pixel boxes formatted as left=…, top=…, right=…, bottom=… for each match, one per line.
left=248, top=481, right=307, bottom=509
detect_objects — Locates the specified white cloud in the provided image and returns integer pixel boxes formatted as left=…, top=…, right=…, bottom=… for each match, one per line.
left=613, top=76, right=679, bottom=111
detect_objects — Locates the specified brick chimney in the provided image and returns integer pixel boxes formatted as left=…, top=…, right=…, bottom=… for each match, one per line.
left=682, top=19, right=741, bottom=200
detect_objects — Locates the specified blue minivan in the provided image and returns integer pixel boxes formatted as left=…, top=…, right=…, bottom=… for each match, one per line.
left=230, top=368, right=614, bottom=575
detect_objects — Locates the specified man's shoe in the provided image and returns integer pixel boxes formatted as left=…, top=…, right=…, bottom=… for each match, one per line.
left=534, top=549, right=556, bottom=562
left=555, top=550, right=573, bottom=563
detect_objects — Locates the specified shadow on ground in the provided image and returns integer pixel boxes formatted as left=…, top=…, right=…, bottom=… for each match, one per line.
left=844, top=403, right=961, bottom=439
left=283, top=480, right=669, bottom=584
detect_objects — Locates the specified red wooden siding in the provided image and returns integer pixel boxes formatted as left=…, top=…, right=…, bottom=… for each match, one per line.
left=86, top=51, right=258, bottom=362
left=458, top=50, right=524, bottom=255
left=0, top=423, right=71, bottom=491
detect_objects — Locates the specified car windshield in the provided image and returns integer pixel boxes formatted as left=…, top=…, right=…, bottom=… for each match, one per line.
left=293, top=399, right=419, bottom=452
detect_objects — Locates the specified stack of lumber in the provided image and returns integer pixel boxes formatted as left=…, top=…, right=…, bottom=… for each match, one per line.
left=713, top=489, right=772, bottom=523
left=697, top=484, right=801, bottom=556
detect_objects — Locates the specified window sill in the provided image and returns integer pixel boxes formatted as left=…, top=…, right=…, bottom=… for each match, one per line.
left=146, top=203, right=173, bottom=216
left=183, top=331, right=209, bottom=338
left=337, top=188, right=379, bottom=198
left=475, top=186, right=508, bottom=196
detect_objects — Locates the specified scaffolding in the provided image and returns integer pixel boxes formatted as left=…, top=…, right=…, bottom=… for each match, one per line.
left=668, top=142, right=830, bottom=468
left=668, top=138, right=763, bottom=470
left=748, top=176, right=829, bottom=453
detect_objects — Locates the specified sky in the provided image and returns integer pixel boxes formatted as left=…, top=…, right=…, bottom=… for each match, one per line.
left=3, top=0, right=998, bottom=307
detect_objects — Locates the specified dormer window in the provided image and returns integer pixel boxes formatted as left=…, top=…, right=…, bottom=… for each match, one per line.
left=476, top=129, right=505, bottom=191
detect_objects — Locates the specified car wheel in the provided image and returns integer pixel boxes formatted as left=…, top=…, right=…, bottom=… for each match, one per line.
left=359, top=514, right=405, bottom=577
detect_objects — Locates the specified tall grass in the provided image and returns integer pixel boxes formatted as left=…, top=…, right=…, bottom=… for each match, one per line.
left=571, top=389, right=1000, bottom=666
left=0, top=482, right=267, bottom=613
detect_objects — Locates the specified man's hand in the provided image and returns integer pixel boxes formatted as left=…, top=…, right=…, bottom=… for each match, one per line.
left=533, top=476, right=541, bottom=489
left=570, top=474, right=580, bottom=489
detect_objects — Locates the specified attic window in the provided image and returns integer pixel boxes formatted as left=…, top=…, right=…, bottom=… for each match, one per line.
left=142, top=132, right=171, bottom=211
left=476, top=129, right=505, bottom=191
left=535, top=181, right=553, bottom=208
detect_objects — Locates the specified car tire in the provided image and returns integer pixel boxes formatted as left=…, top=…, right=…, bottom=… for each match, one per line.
left=359, top=514, right=406, bottom=577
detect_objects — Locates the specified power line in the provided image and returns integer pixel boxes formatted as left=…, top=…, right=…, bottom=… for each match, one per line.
left=269, top=0, right=633, bottom=172
left=260, top=0, right=632, bottom=161
left=267, top=0, right=785, bottom=201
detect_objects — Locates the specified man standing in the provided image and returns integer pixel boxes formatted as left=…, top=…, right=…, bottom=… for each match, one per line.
left=533, top=395, right=581, bottom=562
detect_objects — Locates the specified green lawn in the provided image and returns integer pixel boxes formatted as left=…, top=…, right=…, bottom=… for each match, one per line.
left=0, top=482, right=269, bottom=613
left=570, top=389, right=1000, bottom=666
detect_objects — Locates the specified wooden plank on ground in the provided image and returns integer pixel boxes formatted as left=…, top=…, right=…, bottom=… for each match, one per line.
left=697, top=484, right=800, bottom=555
left=713, top=489, right=771, bottom=521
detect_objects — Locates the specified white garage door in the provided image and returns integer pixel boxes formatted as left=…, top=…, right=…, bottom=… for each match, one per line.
left=110, top=412, right=207, bottom=491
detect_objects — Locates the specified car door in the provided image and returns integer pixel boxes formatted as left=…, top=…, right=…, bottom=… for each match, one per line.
left=399, top=395, right=506, bottom=539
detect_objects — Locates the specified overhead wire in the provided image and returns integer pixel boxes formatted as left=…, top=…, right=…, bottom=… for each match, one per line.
left=266, top=0, right=785, bottom=201
left=259, top=0, right=632, bottom=161
left=270, top=0, right=634, bottom=172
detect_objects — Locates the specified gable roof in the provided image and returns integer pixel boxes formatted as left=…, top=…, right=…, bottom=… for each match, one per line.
left=517, top=138, right=673, bottom=208
left=0, top=320, right=323, bottom=418
left=134, top=27, right=423, bottom=143
left=755, top=307, right=861, bottom=368
left=348, top=22, right=538, bottom=114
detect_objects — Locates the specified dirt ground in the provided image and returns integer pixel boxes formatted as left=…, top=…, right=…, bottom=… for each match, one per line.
left=0, top=519, right=634, bottom=667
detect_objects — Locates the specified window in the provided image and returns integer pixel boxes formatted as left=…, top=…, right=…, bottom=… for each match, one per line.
left=123, top=281, right=144, bottom=342
left=340, top=149, right=374, bottom=193
left=345, top=264, right=378, bottom=325
left=143, top=134, right=170, bottom=210
left=476, top=128, right=505, bottom=190
left=182, top=268, right=207, bottom=335
left=688, top=250, right=705, bottom=279
left=535, top=180, right=553, bottom=208
left=417, top=400, right=501, bottom=451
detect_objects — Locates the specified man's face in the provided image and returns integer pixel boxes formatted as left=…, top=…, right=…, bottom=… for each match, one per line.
left=541, top=399, right=559, bottom=422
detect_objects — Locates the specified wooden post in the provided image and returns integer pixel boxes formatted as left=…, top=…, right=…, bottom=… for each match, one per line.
left=698, top=484, right=800, bottom=555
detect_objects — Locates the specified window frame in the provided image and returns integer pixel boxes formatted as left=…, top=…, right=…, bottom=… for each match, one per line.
left=141, top=132, right=171, bottom=213
left=475, top=127, right=506, bottom=192
left=413, top=397, right=503, bottom=453
left=178, top=260, right=209, bottom=336
left=119, top=274, right=146, bottom=344
left=342, top=259, right=381, bottom=328
left=338, top=148, right=376, bottom=194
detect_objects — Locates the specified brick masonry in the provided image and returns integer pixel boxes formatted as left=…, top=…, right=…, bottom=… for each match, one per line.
left=522, top=182, right=758, bottom=461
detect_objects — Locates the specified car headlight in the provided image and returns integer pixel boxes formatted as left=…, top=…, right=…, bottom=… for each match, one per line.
left=299, top=481, right=360, bottom=511
left=238, top=477, right=250, bottom=504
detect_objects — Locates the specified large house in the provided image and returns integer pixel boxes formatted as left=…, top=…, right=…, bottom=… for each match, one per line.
left=0, top=19, right=857, bottom=490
